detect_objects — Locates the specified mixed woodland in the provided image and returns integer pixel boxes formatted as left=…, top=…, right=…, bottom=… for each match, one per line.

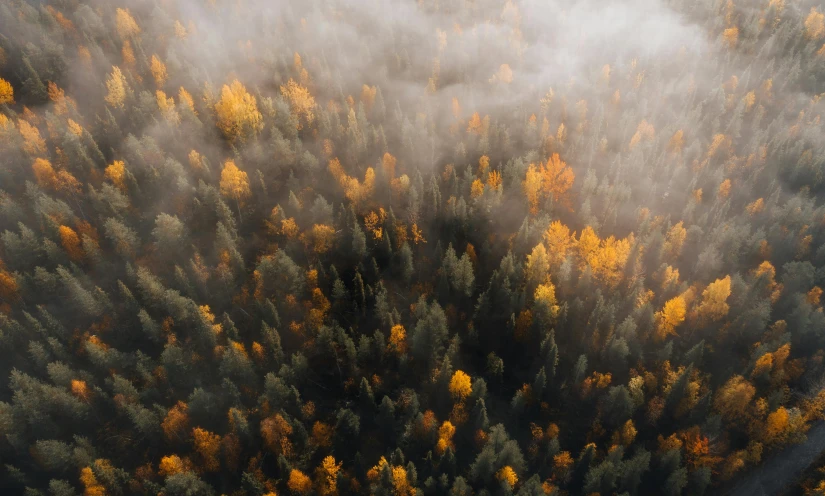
left=3, top=0, right=825, bottom=494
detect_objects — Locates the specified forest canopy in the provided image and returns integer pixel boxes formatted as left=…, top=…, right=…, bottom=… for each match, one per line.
left=1, top=0, right=825, bottom=495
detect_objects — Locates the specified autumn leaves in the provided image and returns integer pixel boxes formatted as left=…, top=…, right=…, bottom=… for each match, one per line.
left=215, top=81, right=263, bottom=144
left=654, top=275, right=732, bottom=341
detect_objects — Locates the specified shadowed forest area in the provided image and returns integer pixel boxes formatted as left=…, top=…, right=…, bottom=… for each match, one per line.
left=3, top=0, right=825, bottom=494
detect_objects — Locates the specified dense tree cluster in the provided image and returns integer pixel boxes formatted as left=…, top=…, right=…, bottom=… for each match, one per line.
left=1, top=0, right=825, bottom=494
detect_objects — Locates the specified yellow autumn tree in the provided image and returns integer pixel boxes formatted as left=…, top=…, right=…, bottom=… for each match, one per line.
left=382, top=152, right=397, bottom=179
left=435, top=421, right=456, bottom=455
left=311, top=421, right=333, bottom=448
left=523, top=164, right=544, bottom=214
left=122, top=40, right=136, bottom=69
left=746, top=198, right=765, bottom=215
left=535, top=283, right=560, bottom=317
left=487, top=170, right=502, bottom=191
left=449, top=370, right=472, bottom=402
left=723, top=27, right=739, bottom=48
left=668, top=130, right=684, bottom=154
left=18, top=120, right=45, bottom=155
left=392, top=465, right=413, bottom=496
left=306, top=224, right=335, bottom=254
left=288, top=468, right=312, bottom=495
left=556, top=122, right=567, bottom=144
left=523, top=155, right=575, bottom=214
left=553, top=451, right=573, bottom=481
left=718, top=179, right=732, bottom=199
left=215, top=80, right=263, bottom=142
left=655, top=296, right=686, bottom=340
left=48, top=81, right=71, bottom=115
left=261, top=413, right=293, bottom=456
left=543, top=220, right=574, bottom=267
left=752, top=352, right=774, bottom=378
left=663, top=221, right=687, bottom=259
left=219, top=160, right=251, bottom=219
left=280, top=78, right=316, bottom=129
left=576, top=226, right=601, bottom=268
left=156, top=90, right=180, bottom=124
left=361, top=84, right=377, bottom=112
left=328, top=158, right=375, bottom=207
left=158, top=454, right=186, bottom=477
left=115, top=8, right=140, bottom=39
left=541, top=153, right=575, bottom=208
left=179, top=87, right=196, bottom=114
left=192, top=427, right=221, bottom=472
left=467, top=112, right=484, bottom=135
left=764, top=407, right=791, bottom=446
left=67, top=119, right=83, bottom=137
left=616, top=419, right=637, bottom=446
left=497, top=466, right=518, bottom=488
left=314, top=456, right=341, bottom=496
left=525, top=243, right=551, bottom=289
left=59, top=226, right=83, bottom=262
left=388, top=324, right=407, bottom=355
left=105, top=66, right=128, bottom=109
left=70, top=379, right=89, bottom=401
left=629, top=119, right=655, bottom=149
left=574, top=226, right=632, bottom=287
left=32, top=158, right=58, bottom=189
left=367, top=456, right=389, bottom=483
left=696, top=275, right=731, bottom=322
left=588, top=235, right=632, bottom=288
left=80, top=466, right=106, bottom=496
left=32, top=158, right=80, bottom=194
left=150, top=55, right=168, bottom=88
left=105, top=160, right=127, bottom=191
left=715, top=375, right=755, bottom=422
left=491, top=64, right=514, bottom=84
left=0, top=260, right=18, bottom=303
left=174, top=20, right=187, bottom=39
left=0, top=78, right=13, bottom=105
left=162, top=401, right=189, bottom=441
left=806, top=8, right=825, bottom=40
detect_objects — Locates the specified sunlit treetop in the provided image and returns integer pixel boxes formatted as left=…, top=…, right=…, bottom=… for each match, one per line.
left=215, top=80, right=263, bottom=143
left=0, top=78, right=13, bottom=105
left=115, top=8, right=141, bottom=40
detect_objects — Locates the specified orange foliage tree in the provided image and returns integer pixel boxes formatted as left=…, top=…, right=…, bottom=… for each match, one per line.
left=215, top=80, right=263, bottom=142
left=697, top=275, right=732, bottom=322
left=715, top=375, right=755, bottom=422
left=328, top=158, right=375, bottom=208
left=315, top=455, right=341, bottom=496
left=575, top=226, right=632, bottom=288
left=59, top=226, right=83, bottom=262
left=449, top=370, right=472, bottom=402
left=162, top=401, right=190, bottom=441
left=115, top=8, right=140, bottom=39
left=523, top=154, right=574, bottom=213
left=281, top=78, right=316, bottom=129
left=497, top=465, right=518, bottom=488
left=150, top=55, right=168, bottom=88
left=219, top=160, right=251, bottom=220
left=18, top=120, right=46, bottom=154
left=260, top=413, right=293, bottom=456
left=388, top=324, right=408, bottom=355
left=655, top=296, right=686, bottom=340
left=192, top=427, right=221, bottom=472
left=105, top=66, right=128, bottom=109
left=32, top=158, right=80, bottom=194
left=543, top=221, right=574, bottom=267
left=288, top=468, right=312, bottom=494
left=0, top=78, right=14, bottom=105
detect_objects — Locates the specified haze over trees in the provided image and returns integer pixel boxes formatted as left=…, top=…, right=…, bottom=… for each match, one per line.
left=1, top=0, right=825, bottom=494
